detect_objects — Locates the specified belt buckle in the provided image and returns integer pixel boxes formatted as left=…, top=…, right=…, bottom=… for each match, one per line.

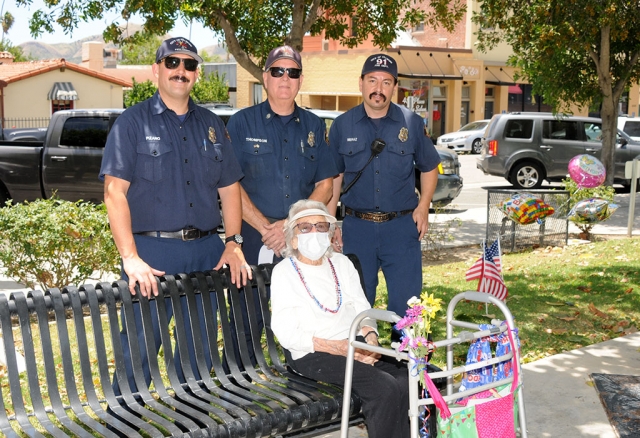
left=182, top=228, right=199, bottom=241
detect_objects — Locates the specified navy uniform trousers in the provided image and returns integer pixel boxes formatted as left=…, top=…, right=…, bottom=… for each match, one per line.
left=341, top=213, right=422, bottom=317
left=114, top=234, right=224, bottom=394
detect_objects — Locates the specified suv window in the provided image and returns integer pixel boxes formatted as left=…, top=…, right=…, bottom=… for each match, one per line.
left=584, top=122, right=602, bottom=142
left=623, top=121, right=640, bottom=137
left=60, top=117, right=110, bottom=148
left=543, top=120, right=580, bottom=141
left=504, top=119, right=533, bottom=139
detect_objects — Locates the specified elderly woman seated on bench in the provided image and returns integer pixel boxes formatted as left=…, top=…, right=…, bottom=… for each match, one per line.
left=271, top=199, right=410, bottom=438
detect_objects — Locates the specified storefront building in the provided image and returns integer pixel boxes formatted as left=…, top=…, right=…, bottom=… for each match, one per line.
left=234, top=0, right=640, bottom=137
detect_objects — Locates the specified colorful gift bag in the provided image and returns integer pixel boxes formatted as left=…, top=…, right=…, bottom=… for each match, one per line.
left=425, top=322, right=521, bottom=438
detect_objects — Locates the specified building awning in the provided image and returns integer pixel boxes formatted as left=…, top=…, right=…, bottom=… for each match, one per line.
left=508, top=85, right=523, bottom=94
left=391, top=48, right=464, bottom=81
left=484, top=65, right=518, bottom=86
left=47, top=82, right=78, bottom=101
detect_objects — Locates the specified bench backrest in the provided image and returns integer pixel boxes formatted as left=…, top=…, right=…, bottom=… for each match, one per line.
left=0, top=262, right=362, bottom=437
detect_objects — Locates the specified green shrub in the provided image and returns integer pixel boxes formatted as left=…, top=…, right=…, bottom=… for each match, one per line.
left=562, top=178, right=616, bottom=239
left=0, top=198, right=120, bottom=290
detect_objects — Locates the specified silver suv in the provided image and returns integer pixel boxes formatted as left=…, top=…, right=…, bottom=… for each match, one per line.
left=476, top=112, right=640, bottom=189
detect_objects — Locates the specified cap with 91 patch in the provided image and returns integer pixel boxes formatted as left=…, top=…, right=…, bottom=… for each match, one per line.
left=361, top=54, right=397, bottom=80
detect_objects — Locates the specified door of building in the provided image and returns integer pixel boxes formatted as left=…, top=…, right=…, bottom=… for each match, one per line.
left=432, top=101, right=447, bottom=139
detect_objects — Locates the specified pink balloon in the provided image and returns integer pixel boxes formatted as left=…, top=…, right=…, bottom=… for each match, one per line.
left=568, top=155, right=606, bottom=188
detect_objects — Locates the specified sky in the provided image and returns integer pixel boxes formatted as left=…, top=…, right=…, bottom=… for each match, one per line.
left=5, top=0, right=219, bottom=48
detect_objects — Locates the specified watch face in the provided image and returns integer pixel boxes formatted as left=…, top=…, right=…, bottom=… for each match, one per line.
left=227, top=234, right=243, bottom=244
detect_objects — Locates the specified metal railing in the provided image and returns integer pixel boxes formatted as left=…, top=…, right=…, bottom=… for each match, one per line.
left=2, top=117, right=51, bottom=129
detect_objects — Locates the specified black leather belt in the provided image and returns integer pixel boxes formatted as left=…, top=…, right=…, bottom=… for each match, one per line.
left=344, top=207, right=413, bottom=223
left=135, top=227, right=216, bottom=241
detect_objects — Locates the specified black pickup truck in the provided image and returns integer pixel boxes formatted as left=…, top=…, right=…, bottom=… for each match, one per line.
left=0, top=109, right=123, bottom=205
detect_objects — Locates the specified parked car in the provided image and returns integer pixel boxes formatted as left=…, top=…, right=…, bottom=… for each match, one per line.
left=0, top=109, right=123, bottom=205
left=437, top=119, right=490, bottom=154
left=476, top=112, right=640, bottom=190
left=617, top=115, right=640, bottom=142
left=207, top=106, right=463, bottom=208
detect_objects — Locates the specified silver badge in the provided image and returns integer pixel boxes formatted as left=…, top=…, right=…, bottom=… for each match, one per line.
left=308, top=131, right=315, bottom=147
left=399, top=127, right=408, bottom=142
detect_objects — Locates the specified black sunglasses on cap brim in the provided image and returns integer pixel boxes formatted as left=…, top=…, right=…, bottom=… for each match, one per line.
left=160, top=56, right=199, bottom=72
left=268, top=67, right=302, bottom=79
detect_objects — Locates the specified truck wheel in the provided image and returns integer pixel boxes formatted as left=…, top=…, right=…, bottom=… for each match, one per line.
left=510, top=162, right=544, bottom=189
left=471, top=139, right=482, bottom=154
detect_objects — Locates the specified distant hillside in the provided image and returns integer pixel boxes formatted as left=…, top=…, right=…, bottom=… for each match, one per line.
left=18, top=25, right=234, bottom=64
left=20, top=36, right=114, bottom=63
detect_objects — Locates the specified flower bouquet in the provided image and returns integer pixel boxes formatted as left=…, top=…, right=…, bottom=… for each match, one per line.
left=395, top=292, right=445, bottom=438
left=395, top=293, right=443, bottom=375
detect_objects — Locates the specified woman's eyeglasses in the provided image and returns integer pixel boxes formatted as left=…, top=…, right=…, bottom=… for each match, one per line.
left=295, top=222, right=331, bottom=233
left=268, top=67, right=302, bottom=79
left=160, top=56, right=199, bottom=72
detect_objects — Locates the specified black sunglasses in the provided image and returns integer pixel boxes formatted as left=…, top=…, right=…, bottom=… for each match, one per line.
left=268, top=67, right=302, bottom=79
left=160, top=56, right=199, bottom=72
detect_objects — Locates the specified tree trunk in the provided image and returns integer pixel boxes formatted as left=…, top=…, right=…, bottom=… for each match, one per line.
left=595, top=25, right=616, bottom=187
left=600, top=95, right=617, bottom=187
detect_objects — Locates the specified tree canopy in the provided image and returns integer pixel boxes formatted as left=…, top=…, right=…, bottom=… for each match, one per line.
left=18, top=0, right=465, bottom=82
left=474, top=0, right=640, bottom=185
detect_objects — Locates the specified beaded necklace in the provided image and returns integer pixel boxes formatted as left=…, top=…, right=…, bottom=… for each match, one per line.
left=289, top=257, right=343, bottom=313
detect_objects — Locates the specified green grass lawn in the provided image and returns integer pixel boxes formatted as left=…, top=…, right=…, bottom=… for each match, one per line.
left=374, top=237, right=640, bottom=367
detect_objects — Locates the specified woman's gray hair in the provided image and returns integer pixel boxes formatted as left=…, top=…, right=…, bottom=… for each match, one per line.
left=281, top=199, right=336, bottom=259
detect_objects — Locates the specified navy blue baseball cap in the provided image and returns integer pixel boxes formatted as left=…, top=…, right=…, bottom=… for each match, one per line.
left=155, top=37, right=203, bottom=64
left=361, top=54, right=397, bottom=80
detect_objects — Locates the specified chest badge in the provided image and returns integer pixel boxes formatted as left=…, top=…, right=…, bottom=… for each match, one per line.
left=225, top=128, right=231, bottom=141
left=307, top=131, right=315, bottom=147
left=208, top=126, right=217, bottom=143
left=399, top=127, right=409, bottom=142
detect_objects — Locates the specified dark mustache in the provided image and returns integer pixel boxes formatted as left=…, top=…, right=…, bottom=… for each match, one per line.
left=369, top=92, right=386, bottom=101
left=169, top=75, right=190, bottom=82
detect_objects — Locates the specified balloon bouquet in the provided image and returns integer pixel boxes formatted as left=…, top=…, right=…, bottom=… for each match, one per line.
left=497, top=154, right=618, bottom=234
left=566, top=154, right=618, bottom=227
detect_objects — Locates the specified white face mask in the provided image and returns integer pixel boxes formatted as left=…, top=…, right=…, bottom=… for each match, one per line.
left=296, top=232, right=331, bottom=260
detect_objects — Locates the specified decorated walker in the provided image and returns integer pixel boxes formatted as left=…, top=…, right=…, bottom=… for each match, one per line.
left=340, top=292, right=527, bottom=438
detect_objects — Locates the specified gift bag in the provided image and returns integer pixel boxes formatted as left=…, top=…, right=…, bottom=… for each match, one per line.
left=424, top=322, right=520, bottom=438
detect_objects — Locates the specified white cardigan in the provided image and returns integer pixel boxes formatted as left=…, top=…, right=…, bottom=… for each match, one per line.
left=271, top=253, right=377, bottom=360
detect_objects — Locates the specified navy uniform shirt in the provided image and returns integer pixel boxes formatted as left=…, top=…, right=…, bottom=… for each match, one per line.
left=100, top=92, right=243, bottom=233
left=227, top=101, right=338, bottom=219
left=329, top=103, right=441, bottom=213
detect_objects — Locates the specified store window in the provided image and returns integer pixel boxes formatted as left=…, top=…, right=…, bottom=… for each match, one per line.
left=52, top=100, right=73, bottom=113
left=508, top=84, right=552, bottom=112
left=461, top=86, right=471, bottom=126
left=398, top=79, right=429, bottom=117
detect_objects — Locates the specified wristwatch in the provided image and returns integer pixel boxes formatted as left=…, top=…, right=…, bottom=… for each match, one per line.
left=225, top=234, right=243, bottom=245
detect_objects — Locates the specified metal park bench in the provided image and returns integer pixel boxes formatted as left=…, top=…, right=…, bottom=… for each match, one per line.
left=0, top=262, right=363, bottom=437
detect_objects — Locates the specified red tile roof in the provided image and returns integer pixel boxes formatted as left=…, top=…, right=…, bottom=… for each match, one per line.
left=0, top=59, right=132, bottom=87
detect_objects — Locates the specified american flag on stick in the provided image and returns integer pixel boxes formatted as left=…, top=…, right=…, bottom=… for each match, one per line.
left=466, top=239, right=508, bottom=301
